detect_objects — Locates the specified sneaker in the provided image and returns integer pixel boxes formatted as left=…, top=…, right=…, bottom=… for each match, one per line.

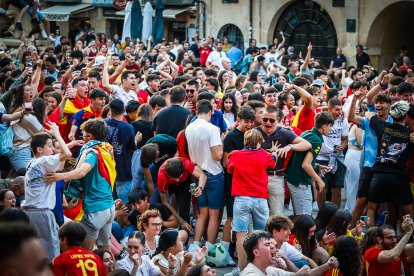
left=312, top=201, right=319, bottom=212
left=15, top=21, right=23, bottom=31
left=47, top=35, right=56, bottom=43
left=40, top=30, right=47, bottom=39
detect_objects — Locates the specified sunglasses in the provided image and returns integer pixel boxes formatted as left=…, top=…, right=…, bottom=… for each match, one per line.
left=263, top=118, right=276, bottom=123
left=186, top=89, right=196, bottom=94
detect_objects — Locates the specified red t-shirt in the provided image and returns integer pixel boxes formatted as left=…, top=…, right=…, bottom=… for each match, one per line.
left=364, top=246, right=405, bottom=276
left=227, top=149, right=275, bottom=198
left=176, top=130, right=190, bottom=160
left=52, top=246, right=107, bottom=276
left=323, top=268, right=343, bottom=276
left=199, top=47, right=212, bottom=67
left=125, top=63, right=140, bottom=71
left=157, top=157, right=196, bottom=193
left=292, top=105, right=316, bottom=132
left=137, top=89, right=152, bottom=104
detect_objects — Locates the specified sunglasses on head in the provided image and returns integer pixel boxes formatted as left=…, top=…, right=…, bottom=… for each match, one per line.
left=263, top=117, right=276, bottom=123
left=186, top=89, right=196, bottom=94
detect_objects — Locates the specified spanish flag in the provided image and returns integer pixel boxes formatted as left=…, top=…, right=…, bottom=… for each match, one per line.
left=64, top=141, right=116, bottom=221
left=45, top=97, right=90, bottom=140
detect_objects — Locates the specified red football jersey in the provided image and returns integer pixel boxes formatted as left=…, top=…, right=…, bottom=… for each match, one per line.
left=52, top=246, right=108, bottom=276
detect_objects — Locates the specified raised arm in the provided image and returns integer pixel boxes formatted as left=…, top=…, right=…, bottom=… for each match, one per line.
left=46, top=122, right=72, bottom=162
left=300, top=43, right=312, bottom=71
left=102, top=57, right=114, bottom=93
left=30, top=59, right=44, bottom=98
left=290, top=84, right=313, bottom=110
left=367, top=71, right=388, bottom=104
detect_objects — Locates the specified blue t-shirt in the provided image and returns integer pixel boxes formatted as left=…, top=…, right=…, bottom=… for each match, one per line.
left=359, top=104, right=393, bottom=168
left=226, top=46, right=243, bottom=68
left=105, top=118, right=136, bottom=181
left=82, top=151, right=114, bottom=214
left=190, top=110, right=227, bottom=134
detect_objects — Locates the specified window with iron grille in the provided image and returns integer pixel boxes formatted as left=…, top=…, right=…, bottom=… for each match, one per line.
left=274, top=0, right=338, bottom=66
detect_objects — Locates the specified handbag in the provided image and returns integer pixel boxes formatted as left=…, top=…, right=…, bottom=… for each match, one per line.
left=0, top=127, right=14, bottom=155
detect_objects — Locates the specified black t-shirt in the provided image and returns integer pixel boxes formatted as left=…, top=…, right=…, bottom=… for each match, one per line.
left=370, top=115, right=412, bottom=174
left=152, top=104, right=191, bottom=138
left=223, top=128, right=245, bottom=154
left=356, top=52, right=371, bottom=69
left=257, top=126, right=297, bottom=171
left=128, top=202, right=173, bottom=225
left=131, top=120, right=154, bottom=149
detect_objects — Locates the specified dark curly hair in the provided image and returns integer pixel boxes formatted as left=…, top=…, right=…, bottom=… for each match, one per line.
left=332, top=236, right=361, bottom=276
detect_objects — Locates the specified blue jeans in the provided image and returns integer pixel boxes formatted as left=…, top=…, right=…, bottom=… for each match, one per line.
left=232, top=196, right=269, bottom=232
left=8, top=147, right=31, bottom=171
left=197, top=171, right=225, bottom=209
left=115, top=180, right=132, bottom=203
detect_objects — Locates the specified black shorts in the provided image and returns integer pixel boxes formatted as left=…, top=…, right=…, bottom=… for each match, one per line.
left=357, top=167, right=374, bottom=198
left=368, top=173, right=413, bottom=206
left=224, top=172, right=234, bottom=218
left=317, top=160, right=346, bottom=189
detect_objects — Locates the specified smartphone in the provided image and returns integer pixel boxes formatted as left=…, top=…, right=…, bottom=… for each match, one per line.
left=360, top=216, right=368, bottom=222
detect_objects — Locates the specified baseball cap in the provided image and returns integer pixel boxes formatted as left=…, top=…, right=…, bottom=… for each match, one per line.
left=312, top=79, right=324, bottom=86
left=93, top=55, right=105, bottom=67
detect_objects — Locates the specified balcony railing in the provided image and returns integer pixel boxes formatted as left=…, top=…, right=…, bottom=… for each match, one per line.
left=92, top=0, right=114, bottom=7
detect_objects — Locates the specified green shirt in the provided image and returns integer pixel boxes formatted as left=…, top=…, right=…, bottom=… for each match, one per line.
left=286, top=127, right=323, bottom=186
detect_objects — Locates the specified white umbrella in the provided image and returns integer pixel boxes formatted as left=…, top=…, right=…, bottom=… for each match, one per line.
left=121, top=1, right=133, bottom=42
left=142, top=1, right=153, bottom=44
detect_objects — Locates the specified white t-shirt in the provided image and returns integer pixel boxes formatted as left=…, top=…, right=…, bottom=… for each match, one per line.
left=185, top=118, right=223, bottom=175
left=317, top=117, right=350, bottom=161
left=22, top=154, right=61, bottom=210
left=206, top=51, right=227, bottom=70
left=115, top=255, right=161, bottom=276
left=279, top=242, right=303, bottom=262
left=110, top=85, right=138, bottom=107
left=240, top=262, right=293, bottom=276
left=265, top=52, right=279, bottom=65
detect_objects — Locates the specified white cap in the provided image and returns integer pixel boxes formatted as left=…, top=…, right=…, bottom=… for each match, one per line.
left=93, top=55, right=105, bottom=67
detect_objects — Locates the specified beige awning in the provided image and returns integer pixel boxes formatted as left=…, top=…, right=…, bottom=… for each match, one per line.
left=42, top=4, right=93, bottom=21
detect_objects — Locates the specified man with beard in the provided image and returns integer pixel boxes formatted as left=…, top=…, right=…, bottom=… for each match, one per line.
left=365, top=216, right=414, bottom=276
left=206, top=42, right=227, bottom=70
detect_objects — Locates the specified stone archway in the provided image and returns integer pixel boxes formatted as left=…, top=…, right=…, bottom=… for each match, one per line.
left=218, top=24, right=245, bottom=52
left=366, top=1, right=414, bottom=70
left=273, top=0, right=337, bottom=66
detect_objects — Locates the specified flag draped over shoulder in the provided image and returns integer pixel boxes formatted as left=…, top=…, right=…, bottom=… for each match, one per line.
left=45, top=98, right=91, bottom=136
left=64, top=140, right=116, bottom=221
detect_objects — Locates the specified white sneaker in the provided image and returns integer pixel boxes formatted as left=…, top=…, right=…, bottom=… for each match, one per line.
left=47, top=35, right=56, bottom=42
left=312, top=202, right=319, bottom=212
left=40, top=30, right=47, bottom=39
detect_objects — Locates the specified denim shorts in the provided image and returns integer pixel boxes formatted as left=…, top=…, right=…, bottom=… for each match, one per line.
left=232, top=196, right=269, bottom=232
left=197, top=171, right=224, bottom=209
left=8, top=147, right=32, bottom=171
left=27, top=9, right=46, bottom=21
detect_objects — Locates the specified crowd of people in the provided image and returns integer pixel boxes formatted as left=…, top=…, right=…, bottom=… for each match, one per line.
left=0, top=20, right=414, bottom=276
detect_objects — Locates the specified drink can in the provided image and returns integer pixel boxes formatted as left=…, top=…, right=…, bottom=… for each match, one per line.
left=190, top=183, right=197, bottom=195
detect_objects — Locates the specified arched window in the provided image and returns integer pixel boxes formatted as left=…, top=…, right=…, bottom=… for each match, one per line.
left=218, top=24, right=244, bottom=52
left=274, top=0, right=337, bottom=66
